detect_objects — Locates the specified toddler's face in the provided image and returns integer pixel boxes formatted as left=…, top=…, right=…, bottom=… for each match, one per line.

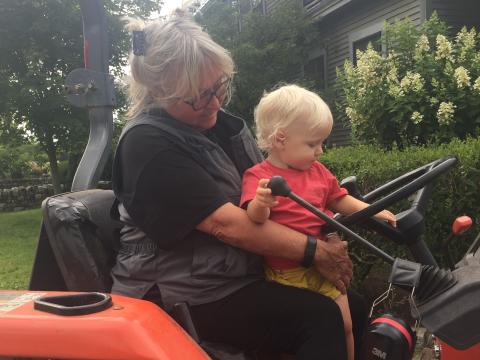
left=279, top=122, right=331, bottom=171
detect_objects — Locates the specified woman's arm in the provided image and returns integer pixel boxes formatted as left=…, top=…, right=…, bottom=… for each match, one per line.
left=197, top=202, right=353, bottom=294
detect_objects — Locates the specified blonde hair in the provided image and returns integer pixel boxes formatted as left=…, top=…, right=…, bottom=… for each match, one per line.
left=254, top=84, right=333, bottom=152
left=123, top=11, right=235, bottom=119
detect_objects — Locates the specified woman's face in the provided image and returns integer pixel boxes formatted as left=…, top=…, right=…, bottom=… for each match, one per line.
left=165, top=67, right=227, bottom=130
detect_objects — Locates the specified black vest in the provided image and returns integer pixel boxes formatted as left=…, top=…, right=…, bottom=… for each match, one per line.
left=111, top=109, right=264, bottom=310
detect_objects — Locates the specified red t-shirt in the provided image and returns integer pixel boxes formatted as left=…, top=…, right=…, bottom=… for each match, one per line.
left=240, top=160, right=348, bottom=269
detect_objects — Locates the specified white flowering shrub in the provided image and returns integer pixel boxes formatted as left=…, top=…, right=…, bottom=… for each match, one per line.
left=337, top=13, right=480, bottom=148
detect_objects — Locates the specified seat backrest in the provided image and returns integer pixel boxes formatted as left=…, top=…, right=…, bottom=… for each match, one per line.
left=39, top=189, right=122, bottom=292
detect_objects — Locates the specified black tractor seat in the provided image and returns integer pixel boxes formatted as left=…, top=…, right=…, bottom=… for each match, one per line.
left=29, top=189, right=269, bottom=360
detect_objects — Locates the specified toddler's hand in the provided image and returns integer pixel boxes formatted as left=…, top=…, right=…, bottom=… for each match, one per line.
left=254, top=178, right=278, bottom=209
left=375, top=209, right=396, bottom=227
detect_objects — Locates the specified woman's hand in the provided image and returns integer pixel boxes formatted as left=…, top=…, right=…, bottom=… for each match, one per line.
left=313, top=240, right=353, bottom=294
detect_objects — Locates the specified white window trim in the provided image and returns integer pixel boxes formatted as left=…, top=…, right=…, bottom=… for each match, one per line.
left=348, top=21, right=385, bottom=61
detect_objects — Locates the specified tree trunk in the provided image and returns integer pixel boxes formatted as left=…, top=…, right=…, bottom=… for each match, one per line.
left=44, top=137, right=61, bottom=194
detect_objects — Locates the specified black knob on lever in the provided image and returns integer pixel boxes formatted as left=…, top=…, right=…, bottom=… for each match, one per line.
left=267, top=176, right=292, bottom=197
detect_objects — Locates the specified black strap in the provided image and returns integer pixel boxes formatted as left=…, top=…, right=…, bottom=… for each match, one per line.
left=301, top=236, right=317, bottom=268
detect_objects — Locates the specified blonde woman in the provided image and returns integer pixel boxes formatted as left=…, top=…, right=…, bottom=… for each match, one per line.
left=112, top=12, right=364, bottom=359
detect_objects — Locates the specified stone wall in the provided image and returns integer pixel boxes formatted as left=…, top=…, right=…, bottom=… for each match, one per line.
left=0, top=184, right=57, bottom=212
left=0, top=180, right=112, bottom=213
left=0, top=176, right=50, bottom=190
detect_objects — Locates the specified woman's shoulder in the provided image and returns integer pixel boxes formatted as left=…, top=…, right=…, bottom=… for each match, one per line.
left=118, top=122, right=181, bottom=168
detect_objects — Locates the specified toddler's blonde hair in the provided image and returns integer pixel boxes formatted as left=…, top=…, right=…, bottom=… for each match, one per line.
left=254, top=84, right=333, bottom=152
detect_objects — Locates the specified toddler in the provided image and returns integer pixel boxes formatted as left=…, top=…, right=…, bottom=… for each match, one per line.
left=240, top=84, right=396, bottom=360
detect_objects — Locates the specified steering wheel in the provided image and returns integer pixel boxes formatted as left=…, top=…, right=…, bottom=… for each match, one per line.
left=334, top=156, right=458, bottom=265
left=269, top=156, right=457, bottom=266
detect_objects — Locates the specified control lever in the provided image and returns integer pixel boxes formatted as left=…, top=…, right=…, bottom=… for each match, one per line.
left=267, top=175, right=395, bottom=264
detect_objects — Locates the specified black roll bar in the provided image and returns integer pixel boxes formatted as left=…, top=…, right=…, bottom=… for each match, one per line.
left=66, top=0, right=115, bottom=191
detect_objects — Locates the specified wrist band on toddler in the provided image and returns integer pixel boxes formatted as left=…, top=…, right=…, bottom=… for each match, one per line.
left=300, top=236, right=317, bottom=268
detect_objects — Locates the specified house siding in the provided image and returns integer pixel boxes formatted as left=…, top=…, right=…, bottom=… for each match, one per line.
left=262, top=0, right=480, bottom=146
left=316, top=0, right=424, bottom=146
left=264, top=0, right=290, bottom=15
left=427, top=0, right=480, bottom=34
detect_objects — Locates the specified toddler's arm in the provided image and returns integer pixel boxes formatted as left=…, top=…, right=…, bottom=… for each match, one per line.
left=246, top=178, right=278, bottom=224
left=328, top=195, right=397, bottom=227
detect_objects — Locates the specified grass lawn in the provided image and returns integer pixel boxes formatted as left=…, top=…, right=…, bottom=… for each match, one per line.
left=0, top=208, right=42, bottom=290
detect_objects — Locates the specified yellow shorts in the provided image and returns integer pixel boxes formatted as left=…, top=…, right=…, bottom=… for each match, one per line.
left=264, top=265, right=341, bottom=300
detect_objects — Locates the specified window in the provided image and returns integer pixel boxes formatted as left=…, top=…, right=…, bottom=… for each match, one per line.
left=349, top=22, right=384, bottom=65
left=352, top=31, right=381, bottom=64
left=304, top=53, right=326, bottom=90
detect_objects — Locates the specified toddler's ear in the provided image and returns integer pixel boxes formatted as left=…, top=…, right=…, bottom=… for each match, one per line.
left=273, top=130, right=287, bottom=146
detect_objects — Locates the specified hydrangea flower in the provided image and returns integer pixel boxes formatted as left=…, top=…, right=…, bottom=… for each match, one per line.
left=356, top=48, right=383, bottom=87
left=411, top=111, right=424, bottom=124
left=388, top=84, right=404, bottom=98
left=454, top=66, right=471, bottom=88
left=473, top=77, right=480, bottom=92
left=346, top=107, right=361, bottom=124
left=400, top=72, right=424, bottom=92
left=415, top=35, right=430, bottom=59
left=456, top=27, right=476, bottom=61
left=435, top=35, right=453, bottom=61
left=437, top=102, right=456, bottom=125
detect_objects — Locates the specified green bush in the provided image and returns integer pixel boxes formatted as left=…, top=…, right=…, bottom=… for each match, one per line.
left=322, top=137, right=480, bottom=281
left=0, top=144, right=48, bottom=179
left=336, top=13, right=480, bottom=149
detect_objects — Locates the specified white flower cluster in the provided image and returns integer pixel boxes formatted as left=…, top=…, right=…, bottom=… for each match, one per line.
left=435, top=35, right=453, bottom=61
left=346, top=107, right=360, bottom=124
left=400, top=72, right=424, bottom=93
left=437, top=101, right=456, bottom=125
left=356, top=48, right=383, bottom=88
left=456, top=27, right=476, bottom=61
left=454, top=66, right=471, bottom=88
left=386, top=65, right=405, bottom=98
left=474, top=77, right=480, bottom=92
left=410, top=111, right=424, bottom=124
left=415, top=35, right=430, bottom=59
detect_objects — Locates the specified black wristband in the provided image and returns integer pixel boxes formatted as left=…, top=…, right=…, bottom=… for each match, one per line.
left=300, top=236, right=317, bottom=268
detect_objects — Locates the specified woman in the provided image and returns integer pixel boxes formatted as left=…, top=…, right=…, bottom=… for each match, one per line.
left=111, top=12, right=365, bottom=359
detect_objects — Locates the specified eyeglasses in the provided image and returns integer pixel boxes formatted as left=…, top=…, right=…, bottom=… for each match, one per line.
left=183, top=75, right=231, bottom=111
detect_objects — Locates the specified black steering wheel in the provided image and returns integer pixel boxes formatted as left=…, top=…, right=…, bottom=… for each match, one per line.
left=335, top=156, right=458, bottom=265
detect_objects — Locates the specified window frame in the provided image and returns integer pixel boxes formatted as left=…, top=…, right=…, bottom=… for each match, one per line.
left=348, top=21, right=385, bottom=63
left=304, top=48, right=327, bottom=90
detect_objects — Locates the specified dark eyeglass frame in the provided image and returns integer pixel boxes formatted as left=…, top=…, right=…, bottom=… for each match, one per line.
left=183, top=76, right=231, bottom=111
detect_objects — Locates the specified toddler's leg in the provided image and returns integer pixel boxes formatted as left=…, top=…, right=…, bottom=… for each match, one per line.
left=336, top=294, right=354, bottom=360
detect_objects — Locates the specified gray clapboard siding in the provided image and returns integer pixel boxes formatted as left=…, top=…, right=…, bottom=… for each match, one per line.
left=316, top=0, right=423, bottom=145
left=320, top=0, right=423, bottom=86
left=262, top=0, right=479, bottom=146
left=427, top=0, right=480, bottom=33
